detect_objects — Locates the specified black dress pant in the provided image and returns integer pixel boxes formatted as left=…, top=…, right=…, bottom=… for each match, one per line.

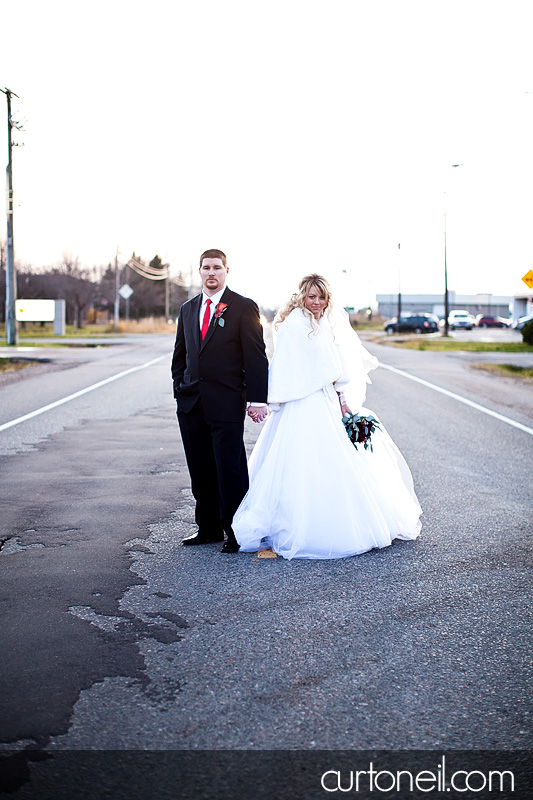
left=177, top=400, right=248, bottom=536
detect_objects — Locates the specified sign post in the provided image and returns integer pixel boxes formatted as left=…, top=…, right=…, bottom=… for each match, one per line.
left=119, top=284, right=133, bottom=323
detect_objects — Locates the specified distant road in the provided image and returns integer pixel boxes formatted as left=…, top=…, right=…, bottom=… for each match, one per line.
left=0, top=334, right=175, bottom=454
left=363, top=335, right=533, bottom=433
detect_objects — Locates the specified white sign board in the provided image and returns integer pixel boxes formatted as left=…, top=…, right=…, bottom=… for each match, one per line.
left=119, top=284, right=134, bottom=300
left=16, top=299, right=56, bottom=322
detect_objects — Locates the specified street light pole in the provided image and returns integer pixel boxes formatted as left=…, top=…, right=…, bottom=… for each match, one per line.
left=397, top=243, right=402, bottom=320
left=443, top=202, right=449, bottom=336
left=443, top=164, right=463, bottom=337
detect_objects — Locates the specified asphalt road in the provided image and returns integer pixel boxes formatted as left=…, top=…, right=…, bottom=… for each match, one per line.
left=0, top=332, right=531, bottom=778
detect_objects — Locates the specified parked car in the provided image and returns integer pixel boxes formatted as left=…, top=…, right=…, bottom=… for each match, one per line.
left=511, top=314, right=533, bottom=330
left=475, top=315, right=509, bottom=328
left=447, top=310, right=474, bottom=330
left=384, top=313, right=439, bottom=334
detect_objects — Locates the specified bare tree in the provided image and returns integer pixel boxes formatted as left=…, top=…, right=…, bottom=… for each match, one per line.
left=6, top=253, right=189, bottom=328
left=48, top=254, right=98, bottom=329
left=170, top=271, right=189, bottom=317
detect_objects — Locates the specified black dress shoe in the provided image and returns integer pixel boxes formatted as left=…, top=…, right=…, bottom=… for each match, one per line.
left=221, top=539, right=240, bottom=553
left=182, top=531, right=224, bottom=546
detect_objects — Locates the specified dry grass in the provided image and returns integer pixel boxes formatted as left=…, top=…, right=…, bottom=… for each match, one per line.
left=378, top=337, right=533, bottom=353
left=2, top=323, right=108, bottom=339
left=107, top=317, right=176, bottom=334
left=0, top=358, right=40, bottom=374
left=472, top=363, right=533, bottom=380
left=1, top=317, right=176, bottom=340
left=349, top=312, right=387, bottom=330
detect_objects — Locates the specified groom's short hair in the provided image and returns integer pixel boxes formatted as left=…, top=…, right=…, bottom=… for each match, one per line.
left=200, top=249, right=227, bottom=267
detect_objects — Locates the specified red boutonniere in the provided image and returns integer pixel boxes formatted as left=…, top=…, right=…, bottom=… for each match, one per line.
left=214, top=303, right=228, bottom=327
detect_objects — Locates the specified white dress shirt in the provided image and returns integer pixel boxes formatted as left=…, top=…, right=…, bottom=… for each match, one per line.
left=199, top=288, right=225, bottom=330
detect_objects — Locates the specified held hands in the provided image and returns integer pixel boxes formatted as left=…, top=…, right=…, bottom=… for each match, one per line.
left=247, top=405, right=269, bottom=423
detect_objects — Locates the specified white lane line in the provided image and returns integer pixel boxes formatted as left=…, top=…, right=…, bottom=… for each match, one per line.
left=379, top=362, right=533, bottom=437
left=0, top=355, right=168, bottom=433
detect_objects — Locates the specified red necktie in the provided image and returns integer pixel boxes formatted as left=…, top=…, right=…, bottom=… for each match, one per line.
left=201, top=298, right=212, bottom=340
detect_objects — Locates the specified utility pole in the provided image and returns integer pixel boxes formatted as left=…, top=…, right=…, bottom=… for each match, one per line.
left=165, top=265, right=170, bottom=320
left=125, top=260, right=130, bottom=322
left=2, top=88, right=19, bottom=345
left=114, top=248, right=120, bottom=332
left=188, top=262, right=194, bottom=300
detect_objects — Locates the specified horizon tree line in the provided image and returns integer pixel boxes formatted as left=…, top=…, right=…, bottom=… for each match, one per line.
left=0, top=244, right=189, bottom=327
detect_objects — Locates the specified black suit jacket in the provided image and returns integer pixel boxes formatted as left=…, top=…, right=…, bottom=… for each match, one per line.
left=171, top=287, right=268, bottom=422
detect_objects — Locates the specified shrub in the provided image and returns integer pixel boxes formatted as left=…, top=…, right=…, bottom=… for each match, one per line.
left=522, top=319, right=533, bottom=345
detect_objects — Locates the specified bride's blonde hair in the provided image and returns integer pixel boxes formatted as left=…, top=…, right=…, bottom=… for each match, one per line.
left=274, top=274, right=333, bottom=332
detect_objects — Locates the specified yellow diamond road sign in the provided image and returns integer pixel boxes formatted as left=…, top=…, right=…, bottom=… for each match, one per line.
left=522, top=269, right=533, bottom=289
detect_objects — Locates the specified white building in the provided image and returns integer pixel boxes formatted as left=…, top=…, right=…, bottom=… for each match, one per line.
left=513, top=292, right=533, bottom=320
left=376, top=292, right=514, bottom=320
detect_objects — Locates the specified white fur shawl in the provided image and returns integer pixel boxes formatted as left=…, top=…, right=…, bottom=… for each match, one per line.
left=267, top=307, right=378, bottom=410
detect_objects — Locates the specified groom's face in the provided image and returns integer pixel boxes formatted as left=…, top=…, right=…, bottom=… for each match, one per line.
left=200, top=257, right=229, bottom=296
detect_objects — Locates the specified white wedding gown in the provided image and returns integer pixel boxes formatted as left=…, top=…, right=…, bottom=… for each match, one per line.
left=233, top=307, right=422, bottom=560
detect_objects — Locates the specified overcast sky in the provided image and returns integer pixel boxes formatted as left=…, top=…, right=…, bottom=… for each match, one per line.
left=1, top=0, right=532, bottom=309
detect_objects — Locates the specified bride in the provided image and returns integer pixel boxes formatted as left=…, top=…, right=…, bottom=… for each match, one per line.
left=233, top=274, right=422, bottom=559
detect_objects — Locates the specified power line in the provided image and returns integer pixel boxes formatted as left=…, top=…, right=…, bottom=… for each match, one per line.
left=128, top=255, right=169, bottom=281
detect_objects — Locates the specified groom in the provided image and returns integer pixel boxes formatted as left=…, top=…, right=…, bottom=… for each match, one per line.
left=171, top=249, right=269, bottom=552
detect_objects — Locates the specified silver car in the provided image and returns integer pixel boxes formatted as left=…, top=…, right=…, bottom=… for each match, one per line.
left=448, top=310, right=473, bottom=330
